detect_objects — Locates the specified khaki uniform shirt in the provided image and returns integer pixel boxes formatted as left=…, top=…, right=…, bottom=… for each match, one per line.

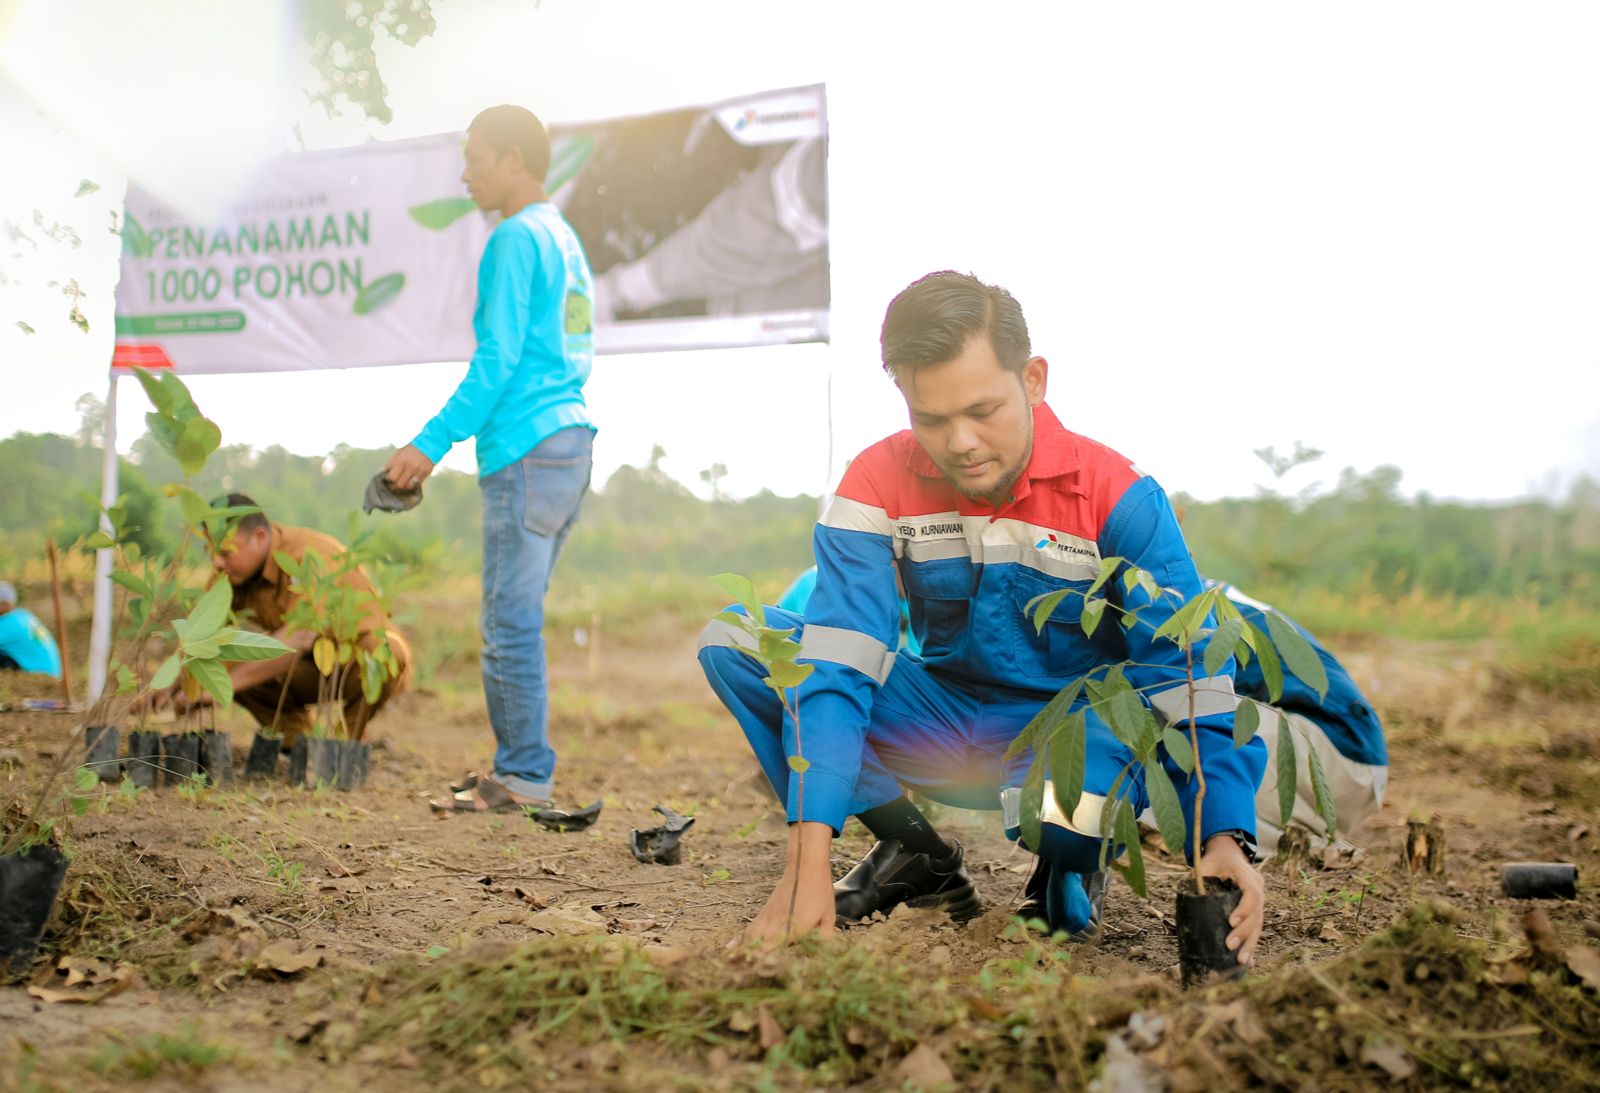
left=230, top=523, right=411, bottom=686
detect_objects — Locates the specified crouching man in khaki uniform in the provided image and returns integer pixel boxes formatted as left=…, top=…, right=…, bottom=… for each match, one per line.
left=156, top=494, right=411, bottom=744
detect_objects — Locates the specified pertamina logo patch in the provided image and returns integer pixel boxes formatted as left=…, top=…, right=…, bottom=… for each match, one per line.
left=1034, top=533, right=1095, bottom=559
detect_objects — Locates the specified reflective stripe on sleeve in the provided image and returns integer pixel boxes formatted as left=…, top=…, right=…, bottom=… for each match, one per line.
left=697, top=616, right=758, bottom=655
left=1149, top=674, right=1238, bottom=724
left=819, top=496, right=895, bottom=537
left=799, top=624, right=896, bottom=685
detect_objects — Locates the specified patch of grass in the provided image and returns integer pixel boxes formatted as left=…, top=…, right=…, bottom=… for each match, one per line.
left=88, top=1024, right=236, bottom=1080
left=320, top=902, right=1600, bottom=1090
left=1255, top=582, right=1597, bottom=646
left=1501, top=616, right=1600, bottom=700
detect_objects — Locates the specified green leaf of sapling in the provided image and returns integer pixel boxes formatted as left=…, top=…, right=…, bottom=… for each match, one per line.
left=1265, top=610, right=1329, bottom=701
left=1232, top=698, right=1261, bottom=748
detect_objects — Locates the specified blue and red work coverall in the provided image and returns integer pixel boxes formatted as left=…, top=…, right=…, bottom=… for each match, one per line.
left=699, top=402, right=1268, bottom=871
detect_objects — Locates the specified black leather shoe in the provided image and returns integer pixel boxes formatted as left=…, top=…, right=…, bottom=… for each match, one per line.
left=833, top=838, right=981, bottom=925
left=1015, top=856, right=1108, bottom=942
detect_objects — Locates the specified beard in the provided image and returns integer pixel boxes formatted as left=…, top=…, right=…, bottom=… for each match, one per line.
left=939, top=416, right=1033, bottom=507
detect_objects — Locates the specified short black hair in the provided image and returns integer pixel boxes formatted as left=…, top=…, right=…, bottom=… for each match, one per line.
left=880, top=271, right=1032, bottom=380
left=470, top=105, right=552, bottom=183
left=215, top=492, right=269, bottom=535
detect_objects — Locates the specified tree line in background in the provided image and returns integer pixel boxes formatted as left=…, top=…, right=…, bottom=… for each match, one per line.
left=2, top=418, right=1596, bottom=614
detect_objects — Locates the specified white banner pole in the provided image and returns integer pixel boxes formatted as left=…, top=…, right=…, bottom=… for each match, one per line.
left=86, top=369, right=119, bottom=708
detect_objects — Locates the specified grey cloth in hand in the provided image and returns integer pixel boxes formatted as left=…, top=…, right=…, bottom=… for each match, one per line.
left=363, top=470, right=423, bottom=515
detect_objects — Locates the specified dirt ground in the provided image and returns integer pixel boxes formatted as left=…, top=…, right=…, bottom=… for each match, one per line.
left=2, top=622, right=1598, bottom=1090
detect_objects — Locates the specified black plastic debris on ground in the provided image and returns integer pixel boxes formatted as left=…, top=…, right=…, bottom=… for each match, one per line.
left=629, top=805, right=695, bottom=865
left=529, top=800, right=604, bottom=833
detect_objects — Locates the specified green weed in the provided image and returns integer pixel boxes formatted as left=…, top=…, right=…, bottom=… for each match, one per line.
left=89, top=1024, right=235, bottom=1080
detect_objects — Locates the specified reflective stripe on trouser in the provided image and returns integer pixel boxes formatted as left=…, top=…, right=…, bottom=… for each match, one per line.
left=697, top=604, right=1146, bottom=872
left=1252, top=706, right=1388, bottom=858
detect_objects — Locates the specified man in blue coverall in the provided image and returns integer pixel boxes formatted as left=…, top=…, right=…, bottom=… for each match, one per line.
left=384, top=105, right=597, bottom=814
left=700, top=272, right=1269, bottom=957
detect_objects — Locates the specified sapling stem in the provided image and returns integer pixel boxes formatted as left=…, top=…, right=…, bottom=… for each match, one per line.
left=1186, top=632, right=1208, bottom=897
left=789, top=706, right=805, bottom=939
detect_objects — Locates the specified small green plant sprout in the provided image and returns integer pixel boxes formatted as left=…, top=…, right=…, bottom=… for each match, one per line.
left=274, top=513, right=406, bottom=740
left=1008, top=557, right=1339, bottom=899
left=710, top=573, right=813, bottom=936
left=86, top=368, right=290, bottom=731
left=3, top=369, right=291, bottom=856
left=147, top=579, right=293, bottom=717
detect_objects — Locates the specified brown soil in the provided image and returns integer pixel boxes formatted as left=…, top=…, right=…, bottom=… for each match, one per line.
left=1, top=627, right=1597, bottom=1090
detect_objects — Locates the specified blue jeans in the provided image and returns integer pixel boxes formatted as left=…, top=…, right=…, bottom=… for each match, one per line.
left=479, top=427, right=593, bottom=799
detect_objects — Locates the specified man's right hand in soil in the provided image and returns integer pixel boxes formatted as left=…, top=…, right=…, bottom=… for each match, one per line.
left=1199, top=834, right=1265, bottom=965
left=738, top=820, right=835, bottom=949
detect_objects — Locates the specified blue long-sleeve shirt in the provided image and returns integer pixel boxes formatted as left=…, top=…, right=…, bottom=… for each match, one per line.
left=412, top=202, right=595, bottom=476
left=0, top=607, right=62, bottom=679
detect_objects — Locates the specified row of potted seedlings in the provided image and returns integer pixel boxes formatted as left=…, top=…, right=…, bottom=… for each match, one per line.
left=2, top=728, right=371, bottom=982
left=83, top=725, right=370, bottom=791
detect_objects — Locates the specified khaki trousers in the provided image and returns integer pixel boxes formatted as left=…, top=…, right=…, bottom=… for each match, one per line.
left=234, top=651, right=406, bottom=745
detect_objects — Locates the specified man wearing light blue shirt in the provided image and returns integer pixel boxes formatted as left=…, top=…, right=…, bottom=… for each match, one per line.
left=384, top=105, right=596, bottom=813
left=0, top=581, right=62, bottom=680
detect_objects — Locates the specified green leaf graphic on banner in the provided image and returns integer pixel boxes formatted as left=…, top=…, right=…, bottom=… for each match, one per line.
left=353, top=272, right=406, bottom=315
left=408, top=198, right=479, bottom=230
left=122, top=212, right=152, bottom=258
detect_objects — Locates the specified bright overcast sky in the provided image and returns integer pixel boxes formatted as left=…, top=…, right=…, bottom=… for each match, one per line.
left=2, top=0, right=1597, bottom=503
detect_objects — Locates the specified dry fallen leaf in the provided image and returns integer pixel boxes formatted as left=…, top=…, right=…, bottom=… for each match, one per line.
left=251, top=940, right=323, bottom=977
left=1483, top=958, right=1528, bottom=987
left=1522, top=909, right=1563, bottom=966
left=1565, top=946, right=1600, bottom=991
left=757, top=1005, right=786, bottom=1050
left=58, top=956, right=113, bottom=988
left=527, top=906, right=607, bottom=937
left=26, top=958, right=136, bottom=1005
left=513, top=886, right=552, bottom=910
left=894, top=1043, right=955, bottom=1087
left=1360, top=1042, right=1415, bottom=1081
left=1319, top=845, right=1365, bottom=871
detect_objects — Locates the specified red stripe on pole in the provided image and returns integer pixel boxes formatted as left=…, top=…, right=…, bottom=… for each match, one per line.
left=110, top=344, right=174, bottom=371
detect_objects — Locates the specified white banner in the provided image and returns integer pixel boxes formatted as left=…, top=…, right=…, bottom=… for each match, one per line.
left=556, top=83, right=830, bottom=354
left=111, top=84, right=830, bottom=372
left=112, top=133, right=488, bottom=374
